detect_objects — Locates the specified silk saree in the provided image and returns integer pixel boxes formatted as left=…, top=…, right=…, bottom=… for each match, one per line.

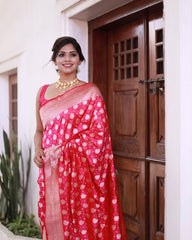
left=38, top=83, right=127, bottom=240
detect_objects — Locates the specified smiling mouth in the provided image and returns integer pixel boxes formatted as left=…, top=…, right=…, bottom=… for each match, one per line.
left=63, top=64, right=73, bottom=67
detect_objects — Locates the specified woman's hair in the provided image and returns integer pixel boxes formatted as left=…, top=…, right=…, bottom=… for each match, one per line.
left=51, top=36, right=85, bottom=62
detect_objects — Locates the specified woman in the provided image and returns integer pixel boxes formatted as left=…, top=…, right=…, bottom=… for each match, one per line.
left=34, top=36, right=127, bottom=240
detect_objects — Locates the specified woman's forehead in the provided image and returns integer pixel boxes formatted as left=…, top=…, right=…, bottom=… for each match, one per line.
left=59, top=43, right=76, bottom=52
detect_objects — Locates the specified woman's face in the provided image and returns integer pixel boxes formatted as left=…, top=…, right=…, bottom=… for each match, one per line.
left=54, top=43, right=81, bottom=76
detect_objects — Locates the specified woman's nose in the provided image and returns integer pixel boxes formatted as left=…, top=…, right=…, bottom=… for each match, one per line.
left=64, top=54, right=70, bottom=61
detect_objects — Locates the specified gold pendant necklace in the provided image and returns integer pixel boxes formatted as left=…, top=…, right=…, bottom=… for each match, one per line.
left=55, top=78, right=79, bottom=91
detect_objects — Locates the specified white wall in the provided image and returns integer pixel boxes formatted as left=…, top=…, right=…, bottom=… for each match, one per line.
left=0, top=0, right=60, bottom=222
left=164, top=0, right=180, bottom=238
left=179, top=0, right=192, bottom=239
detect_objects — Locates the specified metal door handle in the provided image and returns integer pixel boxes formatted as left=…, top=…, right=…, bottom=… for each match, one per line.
left=139, top=78, right=164, bottom=84
left=158, top=87, right=164, bottom=95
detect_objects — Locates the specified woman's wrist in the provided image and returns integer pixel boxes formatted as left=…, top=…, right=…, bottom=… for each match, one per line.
left=35, top=145, right=42, bottom=151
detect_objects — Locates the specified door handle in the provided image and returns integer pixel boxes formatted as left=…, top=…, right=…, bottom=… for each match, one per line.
left=158, top=87, right=164, bottom=95
left=139, top=78, right=164, bottom=96
left=138, top=78, right=164, bottom=84
left=148, top=81, right=157, bottom=95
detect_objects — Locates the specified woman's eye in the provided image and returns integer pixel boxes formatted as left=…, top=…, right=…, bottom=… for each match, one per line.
left=58, top=53, right=64, bottom=57
left=57, top=53, right=77, bottom=58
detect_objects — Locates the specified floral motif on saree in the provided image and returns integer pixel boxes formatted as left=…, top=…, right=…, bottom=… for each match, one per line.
left=38, top=83, right=127, bottom=240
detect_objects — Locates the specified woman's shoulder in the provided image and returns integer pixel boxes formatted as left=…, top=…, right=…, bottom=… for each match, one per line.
left=36, top=84, right=50, bottom=106
left=38, top=84, right=49, bottom=97
left=76, top=81, right=100, bottom=93
left=37, top=84, right=49, bottom=94
left=87, top=82, right=102, bottom=96
left=79, top=81, right=99, bottom=90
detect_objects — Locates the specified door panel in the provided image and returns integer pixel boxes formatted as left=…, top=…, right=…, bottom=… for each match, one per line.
left=148, top=12, right=165, bottom=160
left=115, top=157, right=145, bottom=240
left=115, top=91, right=137, bottom=137
left=108, top=17, right=146, bottom=239
left=108, top=17, right=146, bottom=158
left=149, top=163, right=165, bottom=240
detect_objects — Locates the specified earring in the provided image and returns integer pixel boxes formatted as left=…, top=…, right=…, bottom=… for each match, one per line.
left=55, top=66, right=59, bottom=75
left=77, top=67, right=80, bottom=73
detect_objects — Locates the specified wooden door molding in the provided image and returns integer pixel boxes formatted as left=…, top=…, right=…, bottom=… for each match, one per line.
left=115, top=157, right=146, bottom=240
left=89, top=29, right=108, bottom=103
left=9, top=74, right=18, bottom=140
left=148, top=11, right=165, bottom=160
left=149, top=162, right=165, bottom=240
left=107, top=16, right=146, bottom=159
left=88, top=0, right=163, bottom=30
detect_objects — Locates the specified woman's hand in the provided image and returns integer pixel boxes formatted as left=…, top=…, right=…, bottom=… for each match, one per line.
left=34, top=147, right=44, bottom=168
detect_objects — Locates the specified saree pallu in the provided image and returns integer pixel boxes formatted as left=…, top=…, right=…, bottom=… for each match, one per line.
left=38, top=83, right=127, bottom=240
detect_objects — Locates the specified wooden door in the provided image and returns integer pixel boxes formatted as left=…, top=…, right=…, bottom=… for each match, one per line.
left=89, top=3, right=165, bottom=240
left=107, top=16, right=146, bottom=240
left=148, top=11, right=165, bottom=240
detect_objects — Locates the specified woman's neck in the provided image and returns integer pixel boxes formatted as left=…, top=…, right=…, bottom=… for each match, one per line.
left=59, top=74, right=77, bottom=83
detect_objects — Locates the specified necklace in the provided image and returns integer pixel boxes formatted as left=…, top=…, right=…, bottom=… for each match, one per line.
left=55, top=78, right=79, bottom=91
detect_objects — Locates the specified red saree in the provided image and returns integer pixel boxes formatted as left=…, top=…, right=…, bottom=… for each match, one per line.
left=38, top=83, right=127, bottom=240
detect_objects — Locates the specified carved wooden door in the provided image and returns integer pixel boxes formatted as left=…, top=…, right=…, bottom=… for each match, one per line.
left=107, top=16, right=146, bottom=240
left=107, top=10, right=165, bottom=240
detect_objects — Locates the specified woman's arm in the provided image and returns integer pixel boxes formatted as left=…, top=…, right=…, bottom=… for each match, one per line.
left=34, top=88, right=44, bottom=168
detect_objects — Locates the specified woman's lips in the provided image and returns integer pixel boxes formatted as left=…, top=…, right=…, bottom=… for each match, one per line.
left=63, top=64, right=73, bottom=68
